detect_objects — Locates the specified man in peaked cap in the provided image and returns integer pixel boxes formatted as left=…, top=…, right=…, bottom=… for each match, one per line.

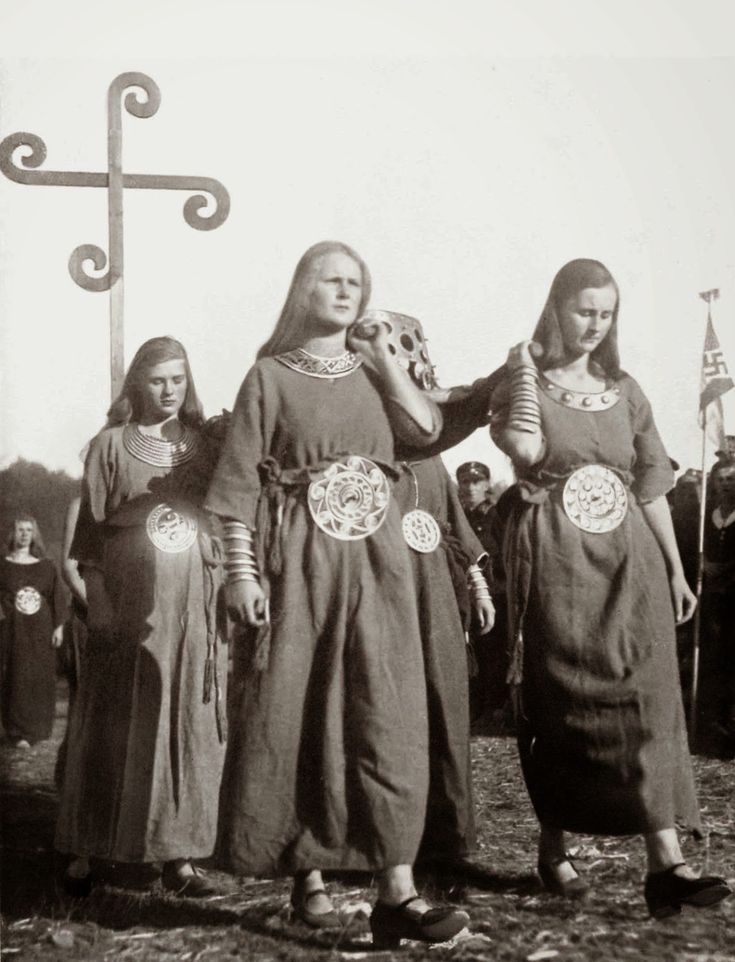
left=456, top=462, right=510, bottom=730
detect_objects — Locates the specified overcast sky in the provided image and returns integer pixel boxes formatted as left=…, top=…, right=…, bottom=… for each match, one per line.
left=2, top=1, right=735, bottom=484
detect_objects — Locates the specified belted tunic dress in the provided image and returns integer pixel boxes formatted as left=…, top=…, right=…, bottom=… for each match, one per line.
left=493, top=372, right=701, bottom=836
left=55, top=424, right=227, bottom=862
left=205, top=354, right=437, bottom=875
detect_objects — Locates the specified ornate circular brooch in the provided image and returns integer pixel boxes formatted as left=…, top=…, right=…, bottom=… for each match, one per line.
left=563, top=464, right=628, bottom=534
left=307, top=456, right=390, bottom=541
left=146, top=503, right=198, bottom=553
left=402, top=509, right=442, bottom=553
left=15, top=586, right=41, bottom=615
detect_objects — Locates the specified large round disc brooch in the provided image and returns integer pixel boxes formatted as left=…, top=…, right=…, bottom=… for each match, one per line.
left=307, top=456, right=390, bottom=541
left=563, top=464, right=628, bottom=534
left=15, top=586, right=41, bottom=615
left=402, top=509, right=442, bottom=553
left=146, top=503, right=198, bottom=553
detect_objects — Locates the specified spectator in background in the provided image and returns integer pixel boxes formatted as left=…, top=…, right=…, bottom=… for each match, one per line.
left=0, top=516, right=64, bottom=748
left=701, top=459, right=735, bottom=744
left=457, top=462, right=510, bottom=728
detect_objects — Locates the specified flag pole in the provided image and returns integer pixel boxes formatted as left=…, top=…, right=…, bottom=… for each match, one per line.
left=689, top=288, right=719, bottom=743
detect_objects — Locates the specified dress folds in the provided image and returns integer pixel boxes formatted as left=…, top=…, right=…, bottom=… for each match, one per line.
left=205, top=357, right=438, bottom=875
left=55, top=424, right=227, bottom=862
left=493, top=373, right=701, bottom=836
left=0, top=558, right=61, bottom=743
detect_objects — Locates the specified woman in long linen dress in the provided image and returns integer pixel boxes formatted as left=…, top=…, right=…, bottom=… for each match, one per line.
left=369, top=311, right=495, bottom=873
left=55, top=337, right=227, bottom=898
left=491, top=258, right=730, bottom=918
left=206, top=241, right=470, bottom=948
left=0, top=517, right=64, bottom=747
left=393, top=455, right=493, bottom=871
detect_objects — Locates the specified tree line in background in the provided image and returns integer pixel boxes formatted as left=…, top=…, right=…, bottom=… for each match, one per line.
left=0, top=459, right=80, bottom=567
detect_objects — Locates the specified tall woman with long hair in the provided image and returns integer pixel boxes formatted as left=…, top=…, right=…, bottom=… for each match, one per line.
left=1, top=516, right=64, bottom=747
left=206, top=241, right=469, bottom=948
left=55, top=336, right=227, bottom=897
left=491, top=258, right=730, bottom=917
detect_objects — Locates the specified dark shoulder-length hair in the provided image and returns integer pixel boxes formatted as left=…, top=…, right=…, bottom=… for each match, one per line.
left=105, top=336, right=205, bottom=428
left=532, top=258, right=622, bottom=379
left=6, top=515, right=46, bottom=558
left=256, top=241, right=372, bottom=360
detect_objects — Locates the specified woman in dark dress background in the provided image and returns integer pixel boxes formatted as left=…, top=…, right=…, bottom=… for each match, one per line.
left=491, top=258, right=730, bottom=918
left=0, top=516, right=63, bottom=748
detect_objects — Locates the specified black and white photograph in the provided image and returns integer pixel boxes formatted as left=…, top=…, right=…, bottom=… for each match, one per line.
left=1, top=2, right=735, bottom=959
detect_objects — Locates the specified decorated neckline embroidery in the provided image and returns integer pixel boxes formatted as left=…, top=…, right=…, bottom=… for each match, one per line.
left=123, top=424, right=200, bottom=467
left=541, top=377, right=622, bottom=411
left=276, top=348, right=363, bottom=379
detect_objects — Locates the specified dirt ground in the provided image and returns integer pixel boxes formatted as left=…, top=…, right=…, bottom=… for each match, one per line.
left=2, top=684, right=735, bottom=962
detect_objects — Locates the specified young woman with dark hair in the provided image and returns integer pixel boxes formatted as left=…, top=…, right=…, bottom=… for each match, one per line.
left=491, top=258, right=730, bottom=917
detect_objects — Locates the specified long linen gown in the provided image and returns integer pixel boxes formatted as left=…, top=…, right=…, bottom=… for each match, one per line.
left=205, top=354, right=435, bottom=875
left=493, top=372, right=701, bottom=836
left=55, top=424, right=227, bottom=863
left=0, top=557, right=61, bottom=743
left=392, top=456, right=485, bottom=861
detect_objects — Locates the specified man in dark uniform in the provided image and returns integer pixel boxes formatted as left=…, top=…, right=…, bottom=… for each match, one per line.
left=456, top=462, right=510, bottom=729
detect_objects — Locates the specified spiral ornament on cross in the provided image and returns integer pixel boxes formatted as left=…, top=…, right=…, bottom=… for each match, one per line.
left=0, top=72, right=230, bottom=398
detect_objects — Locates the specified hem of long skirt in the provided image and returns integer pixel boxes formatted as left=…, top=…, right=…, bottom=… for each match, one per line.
left=221, top=852, right=422, bottom=878
left=531, top=814, right=703, bottom=838
left=54, top=843, right=217, bottom=863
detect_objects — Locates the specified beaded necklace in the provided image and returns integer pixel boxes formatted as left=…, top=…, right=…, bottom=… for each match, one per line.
left=123, top=423, right=200, bottom=467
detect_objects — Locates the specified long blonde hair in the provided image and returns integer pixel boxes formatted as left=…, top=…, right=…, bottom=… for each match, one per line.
left=105, top=336, right=204, bottom=428
left=6, top=515, right=46, bottom=558
left=257, top=241, right=372, bottom=359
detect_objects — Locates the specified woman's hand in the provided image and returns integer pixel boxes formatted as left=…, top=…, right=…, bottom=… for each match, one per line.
left=225, top=580, right=269, bottom=627
left=505, top=340, right=543, bottom=371
left=347, top=318, right=392, bottom=371
left=52, top=625, right=65, bottom=648
left=473, top=597, right=496, bottom=635
left=670, top=572, right=696, bottom=624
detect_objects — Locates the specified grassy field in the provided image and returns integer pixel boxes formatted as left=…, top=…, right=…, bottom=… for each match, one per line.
left=2, top=685, right=735, bottom=961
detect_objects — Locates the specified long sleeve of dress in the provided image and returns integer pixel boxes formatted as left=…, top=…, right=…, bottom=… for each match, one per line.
left=625, top=376, right=675, bottom=503
left=204, top=366, right=270, bottom=526
left=70, top=431, right=115, bottom=566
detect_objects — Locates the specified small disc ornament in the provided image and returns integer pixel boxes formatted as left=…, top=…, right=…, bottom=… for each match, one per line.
left=402, top=509, right=442, bottom=553
left=146, top=503, right=198, bottom=553
left=15, top=586, right=41, bottom=615
left=307, top=456, right=390, bottom=541
left=563, top=464, right=628, bottom=534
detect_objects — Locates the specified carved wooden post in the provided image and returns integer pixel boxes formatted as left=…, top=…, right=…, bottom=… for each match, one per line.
left=0, top=72, right=230, bottom=400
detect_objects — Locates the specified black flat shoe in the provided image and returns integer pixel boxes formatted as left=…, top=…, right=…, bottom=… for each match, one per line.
left=370, top=896, right=470, bottom=949
left=161, top=864, right=218, bottom=898
left=645, top=864, right=731, bottom=919
left=537, top=856, right=590, bottom=899
left=290, top=885, right=342, bottom=929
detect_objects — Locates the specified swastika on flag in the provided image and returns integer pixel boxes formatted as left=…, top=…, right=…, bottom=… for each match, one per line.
left=703, top=350, right=730, bottom=379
